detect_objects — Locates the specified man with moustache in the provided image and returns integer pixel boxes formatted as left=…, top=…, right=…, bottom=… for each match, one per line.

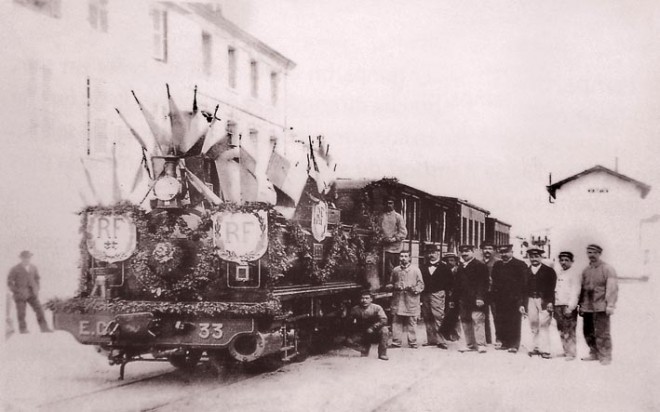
left=520, top=248, right=557, bottom=359
left=579, top=244, right=618, bottom=365
left=491, top=244, right=527, bottom=353
left=420, top=245, right=453, bottom=349
left=553, top=251, right=582, bottom=361
left=480, top=241, right=499, bottom=345
left=455, top=245, right=490, bottom=353
left=440, top=252, right=461, bottom=342
left=386, top=251, right=424, bottom=348
left=345, top=290, right=390, bottom=361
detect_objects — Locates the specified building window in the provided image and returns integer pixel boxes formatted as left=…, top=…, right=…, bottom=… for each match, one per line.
left=250, top=60, right=259, bottom=98
left=151, top=7, right=167, bottom=62
left=201, top=31, right=212, bottom=75
left=270, top=72, right=279, bottom=105
left=88, top=0, right=108, bottom=32
left=226, top=121, right=237, bottom=146
left=227, top=47, right=236, bottom=88
left=15, top=0, right=61, bottom=18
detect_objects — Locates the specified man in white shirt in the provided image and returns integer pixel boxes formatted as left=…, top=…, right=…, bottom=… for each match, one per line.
left=553, top=251, right=581, bottom=360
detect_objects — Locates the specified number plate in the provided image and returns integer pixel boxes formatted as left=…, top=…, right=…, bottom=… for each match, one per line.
left=54, top=313, right=255, bottom=347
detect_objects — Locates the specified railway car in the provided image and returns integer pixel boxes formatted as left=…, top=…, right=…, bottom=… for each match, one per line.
left=49, top=88, right=371, bottom=378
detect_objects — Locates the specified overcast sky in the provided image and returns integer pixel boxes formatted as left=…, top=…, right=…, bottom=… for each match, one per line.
left=227, top=0, right=660, bottom=234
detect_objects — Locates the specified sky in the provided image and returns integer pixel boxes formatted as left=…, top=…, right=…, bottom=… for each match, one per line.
left=226, top=0, right=660, bottom=234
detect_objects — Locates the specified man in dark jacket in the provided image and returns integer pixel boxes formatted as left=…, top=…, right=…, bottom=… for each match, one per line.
left=7, top=251, right=51, bottom=333
left=420, top=245, right=453, bottom=349
left=491, top=244, right=527, bottom=353
left=520, top=248, right=556, bottom=358
left=456, top=245, right=490, bottom=353
left=480, top=241, right=500, bottom=345
left=345, top=290, right=389, bottom=360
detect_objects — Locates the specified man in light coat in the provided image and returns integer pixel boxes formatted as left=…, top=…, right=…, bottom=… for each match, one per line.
left=380, top=197, right=408, bottom=284
left=520, top=248, right=556, bottom=359
left=7, top=251, right=51, bottom=333
left=554, top=251, right=581, bottom=360
left=579, top=244, right=618, bottom=365
left=386, top=251, right=424, bottom=348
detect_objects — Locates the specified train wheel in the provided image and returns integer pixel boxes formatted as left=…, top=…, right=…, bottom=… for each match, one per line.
left=168, top=349, right=203, bottom=371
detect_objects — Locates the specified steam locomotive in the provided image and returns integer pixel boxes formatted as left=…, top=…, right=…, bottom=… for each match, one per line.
left=49, top=88, right=389, bottom=378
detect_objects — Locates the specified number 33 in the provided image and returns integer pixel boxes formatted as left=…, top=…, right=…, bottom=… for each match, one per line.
left=198, top=323, right=224, bottom=339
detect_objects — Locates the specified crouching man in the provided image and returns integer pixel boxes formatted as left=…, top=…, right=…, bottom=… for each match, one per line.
left=345, top=290, right=390, bottom=361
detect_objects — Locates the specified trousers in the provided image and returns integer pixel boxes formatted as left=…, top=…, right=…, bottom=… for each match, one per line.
left=554, top=305, right=578, bottom=357
left=527, top=297, right=551, bottom=353
left=459, top=303, right=486, bottom=349
left=495, top=299, right=522, bottom=349
left=421, top=291, right=446, bottom=345
left=583, top=312, right=612, bottom=361
left=15, top=295, right=49, bottom=333
left=346, top=326, right=389, bottom=356
left=392, top=314, right=417, bottom=346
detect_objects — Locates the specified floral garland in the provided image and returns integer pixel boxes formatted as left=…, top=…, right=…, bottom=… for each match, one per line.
left=46, top=296, right=282, bottom=317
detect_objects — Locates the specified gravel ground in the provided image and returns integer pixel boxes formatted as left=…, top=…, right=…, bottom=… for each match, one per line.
left=2, top=281, right=658, bottom=412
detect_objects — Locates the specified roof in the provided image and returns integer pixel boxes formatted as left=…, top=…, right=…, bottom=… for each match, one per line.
left=547, top=165, right=652, bottom=199
left=335, top=178, right=447, bottom=206
left=486, top=216, right=512, bottom=227
left=181, top=3, right=296, bottom=70
left=435, top=196, right=490, bottom=215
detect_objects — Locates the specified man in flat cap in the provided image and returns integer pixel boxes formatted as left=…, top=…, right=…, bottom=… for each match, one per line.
left=440, top=252, right=461, bottom=342
left=491, top=244, right=527, bottom=353
left=480, top=240, right=499, bottom=346
left=553, top=251, right=581, bottom=360
left=520, top=247, right=556, bottom=358
left=345, top=290, right=390, bottom=360
left=7, top=250, right=51, bottom=333
left=579, top=244, right=618, bottom=365
left=420, top=244, right=453, bottom=348
left=455, top=245, right=490, bottom=353
left=386, top=251, right=424, bottom=348
left=379, top=197, right=408, bottom=285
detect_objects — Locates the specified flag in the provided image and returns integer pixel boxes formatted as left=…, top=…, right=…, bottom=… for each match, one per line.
left=115, top=108, right=149, bottom=151
left=132, top=90, right=170, bottom=155
left=266, top=148, right=308, bottom=207
left=111, top=143, right=122, bottom=203
left=183, top=166, right=223, bottom=205
left=166, top=84, right=186, bottom=153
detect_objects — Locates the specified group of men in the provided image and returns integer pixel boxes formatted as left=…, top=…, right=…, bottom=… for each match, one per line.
left=346, top=241, right=619, bottom=366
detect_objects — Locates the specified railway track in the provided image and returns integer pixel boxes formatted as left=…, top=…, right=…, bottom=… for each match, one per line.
left=33, top=362, right=260, bottom=412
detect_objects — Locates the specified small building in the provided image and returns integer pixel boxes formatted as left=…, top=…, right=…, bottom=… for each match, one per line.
left=546, top=164, right=652, bottom=277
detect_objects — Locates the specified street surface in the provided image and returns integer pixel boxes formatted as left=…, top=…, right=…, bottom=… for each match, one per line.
left=2, top=280, right=658, bottom=412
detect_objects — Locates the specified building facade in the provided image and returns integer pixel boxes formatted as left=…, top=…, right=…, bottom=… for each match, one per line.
left=546, top=165, right=652, bottom=277
left=1, top=0, right=295, bottom=299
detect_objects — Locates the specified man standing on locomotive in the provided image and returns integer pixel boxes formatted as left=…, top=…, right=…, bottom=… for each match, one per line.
left=380, top=197, right=408, bottom=285
left=455, top=245, right=490, bottom=353
left=420, top=245, right=453, bottom=349
left=386, top=251, right=424, bottom=348
left=345, top=290, right=390, bottom=360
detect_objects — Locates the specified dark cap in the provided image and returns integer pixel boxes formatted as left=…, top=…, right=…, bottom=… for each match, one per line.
left=587, top=244, right=603, bottom=253
left=442, top=252, right=458, bottom=260
left=558, top=251, right=574, bottom=260
left=427, top=244, right=442, bottom=253
left=19, top=250, right=33, bottom=258
left=526, top=247, right=545, bottom=256
left=497, top=244, right=513, bottom=253
left=458, top=245, right=474, bottom=252
left=480, top=241, right=495, bottom=249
